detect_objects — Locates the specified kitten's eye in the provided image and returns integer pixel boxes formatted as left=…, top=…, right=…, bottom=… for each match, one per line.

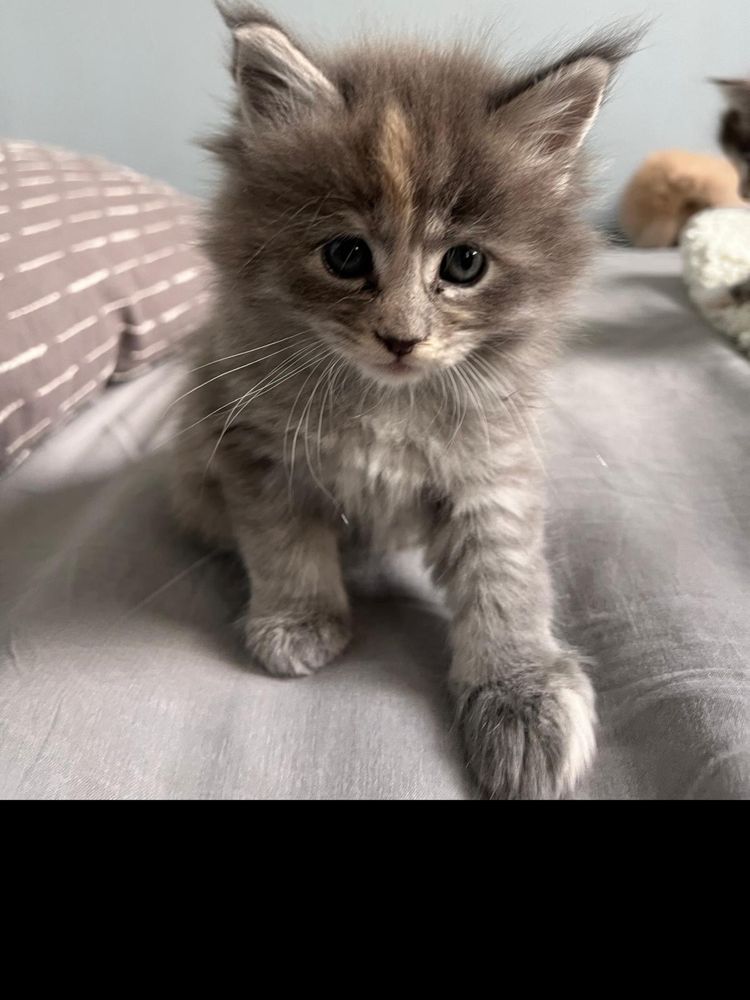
left=322, top=236, right=373, bottom=279
left=439, top=245, right=487, bottom=285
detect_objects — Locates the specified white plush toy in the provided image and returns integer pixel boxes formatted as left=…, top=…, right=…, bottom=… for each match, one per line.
left=680, top=207, right=750, bottom=354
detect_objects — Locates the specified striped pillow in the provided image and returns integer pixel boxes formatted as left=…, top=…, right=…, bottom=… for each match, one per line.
left=0, top=139, right=212, bottom=473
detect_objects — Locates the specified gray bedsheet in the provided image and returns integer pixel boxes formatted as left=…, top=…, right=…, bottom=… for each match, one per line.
left=1, top=248, right=748, bottom=799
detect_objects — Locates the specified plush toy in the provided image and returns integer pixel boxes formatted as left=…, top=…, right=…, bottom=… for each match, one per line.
left=680, top=207, right=750, bottom=354
left=619, top=150, right=746, bottom=248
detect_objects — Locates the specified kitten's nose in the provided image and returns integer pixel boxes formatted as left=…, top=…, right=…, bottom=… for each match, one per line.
left=375, top=332, right=420, bottom=357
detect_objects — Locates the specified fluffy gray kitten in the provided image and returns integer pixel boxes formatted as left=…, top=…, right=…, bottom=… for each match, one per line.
left=173, top=1, right=638, bottom=799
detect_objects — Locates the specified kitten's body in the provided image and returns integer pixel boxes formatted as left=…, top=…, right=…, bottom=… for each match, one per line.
left=173, top=3, right=638, bottom=798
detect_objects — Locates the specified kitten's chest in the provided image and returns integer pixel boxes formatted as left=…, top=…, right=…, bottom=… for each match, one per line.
left=326, top=418, right=432, bottom=527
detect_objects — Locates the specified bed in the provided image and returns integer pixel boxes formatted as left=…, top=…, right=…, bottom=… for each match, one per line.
left=1, top=247, right=748, bottom=799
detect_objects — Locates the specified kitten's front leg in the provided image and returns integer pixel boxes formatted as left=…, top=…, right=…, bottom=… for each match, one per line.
left=427, top=477, right=596, bottom=799
left=224, top=473, right=351, bottom=678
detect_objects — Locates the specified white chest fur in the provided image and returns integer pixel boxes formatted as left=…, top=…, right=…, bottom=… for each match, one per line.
left=326, top=414, right=433, bottom=543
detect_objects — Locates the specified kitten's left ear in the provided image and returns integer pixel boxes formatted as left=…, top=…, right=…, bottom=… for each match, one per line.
left=494, top=31, right=642, bottom=160
left=216, top=2, right=341, bottom=128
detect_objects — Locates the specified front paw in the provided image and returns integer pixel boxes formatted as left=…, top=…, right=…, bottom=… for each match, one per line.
left=455, top=655, right=596, bottom=800
left=244, top=610, right=351, bottom=678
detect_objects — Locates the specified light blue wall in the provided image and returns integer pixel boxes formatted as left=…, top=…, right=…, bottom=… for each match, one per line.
left=1, top=1, right=749, bottom=224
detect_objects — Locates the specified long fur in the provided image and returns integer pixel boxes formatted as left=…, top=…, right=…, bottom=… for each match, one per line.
left=172, top=2, right=641, bottom=799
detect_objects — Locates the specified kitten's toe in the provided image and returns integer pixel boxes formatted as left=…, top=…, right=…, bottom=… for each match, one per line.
left=244, top=610, right=351, bottom=678
left=456, top=655, right=596, bottom=800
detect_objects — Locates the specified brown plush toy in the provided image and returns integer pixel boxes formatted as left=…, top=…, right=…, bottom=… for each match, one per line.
left=619, top=150, right=746, bottom=248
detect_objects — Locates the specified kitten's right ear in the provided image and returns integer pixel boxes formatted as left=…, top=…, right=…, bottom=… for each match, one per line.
left=216, top=2, right=340, bottom=128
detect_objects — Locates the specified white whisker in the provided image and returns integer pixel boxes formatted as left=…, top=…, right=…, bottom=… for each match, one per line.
left=217, top=342, right=322, bottom=443
left=187, top=331, right=308, bottom=373
left=168, top=341, right=307, bottom=409
left=302, top=360, right=337, bottom=502
left=285, top=354, right=331, bottom=502
left=168, top=343, right=323, bottom=445
left=460, top=361, right=492, bottom=455
left=446, top=367, right=468, bottom=449
left=316, top=357, right=341, bottom=477
left=204, top=345, right=328, bottom=478
left=162, top=393, right=248, bottom=445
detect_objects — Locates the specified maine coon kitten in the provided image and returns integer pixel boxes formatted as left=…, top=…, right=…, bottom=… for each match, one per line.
left=172, top=1, right=638, bottom=799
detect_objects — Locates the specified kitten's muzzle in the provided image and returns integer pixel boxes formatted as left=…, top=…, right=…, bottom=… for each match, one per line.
left=375, top=331, right=423, bottom=357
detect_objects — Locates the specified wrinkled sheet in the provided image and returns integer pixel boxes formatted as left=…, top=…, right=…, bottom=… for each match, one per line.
left=1, top=249, right=748, bottom=799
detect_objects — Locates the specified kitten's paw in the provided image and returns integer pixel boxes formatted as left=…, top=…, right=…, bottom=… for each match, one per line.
left=244, top=610, right=351, bottom=678
left=456, top=655, right=596, bottom=800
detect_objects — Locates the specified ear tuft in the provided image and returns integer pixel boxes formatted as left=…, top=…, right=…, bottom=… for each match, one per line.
left=217, top=2, right=340, bottom=128
left=493, top=26, right=644, bottom=160
left=215, top=1, right=269, bottom=31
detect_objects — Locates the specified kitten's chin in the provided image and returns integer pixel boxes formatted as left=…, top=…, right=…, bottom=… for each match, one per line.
left=360, top=358, right=429, bottom=387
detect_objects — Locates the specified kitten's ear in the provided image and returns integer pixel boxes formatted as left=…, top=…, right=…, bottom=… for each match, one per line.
left=499, top=58, right=610, bottom=156
left=216, top=2, right=340, bottom=128
left=494, top=32, right=642, bottom=160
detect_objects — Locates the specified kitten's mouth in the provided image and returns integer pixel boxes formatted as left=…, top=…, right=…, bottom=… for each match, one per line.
left=367, top=357, right=424, bottom=385
left=379, top=359, right=414, bottom=375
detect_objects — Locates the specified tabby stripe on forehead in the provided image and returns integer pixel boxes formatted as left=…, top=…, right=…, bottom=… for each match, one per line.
left=379, top=104, right=414, bottom=220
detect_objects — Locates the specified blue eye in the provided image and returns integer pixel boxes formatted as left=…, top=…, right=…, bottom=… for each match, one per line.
left=439, top=245, right=487, bottom=285
left=322, top=236, right=373, bottom=279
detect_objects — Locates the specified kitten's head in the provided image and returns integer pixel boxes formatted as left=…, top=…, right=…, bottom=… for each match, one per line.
left=208, top=3, right=638, bottom=387
left=714, top=78, right=750, bottom=199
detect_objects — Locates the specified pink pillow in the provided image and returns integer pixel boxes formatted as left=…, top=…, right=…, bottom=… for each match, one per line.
left=0, top=139, right=212, bottom=473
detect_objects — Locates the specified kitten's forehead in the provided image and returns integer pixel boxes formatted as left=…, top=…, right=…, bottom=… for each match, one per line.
left=378, top=104, right=415, bottom=224
left=325, top=50, right=502, bottom=229
left=356, top=93, right=503, bottom=245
